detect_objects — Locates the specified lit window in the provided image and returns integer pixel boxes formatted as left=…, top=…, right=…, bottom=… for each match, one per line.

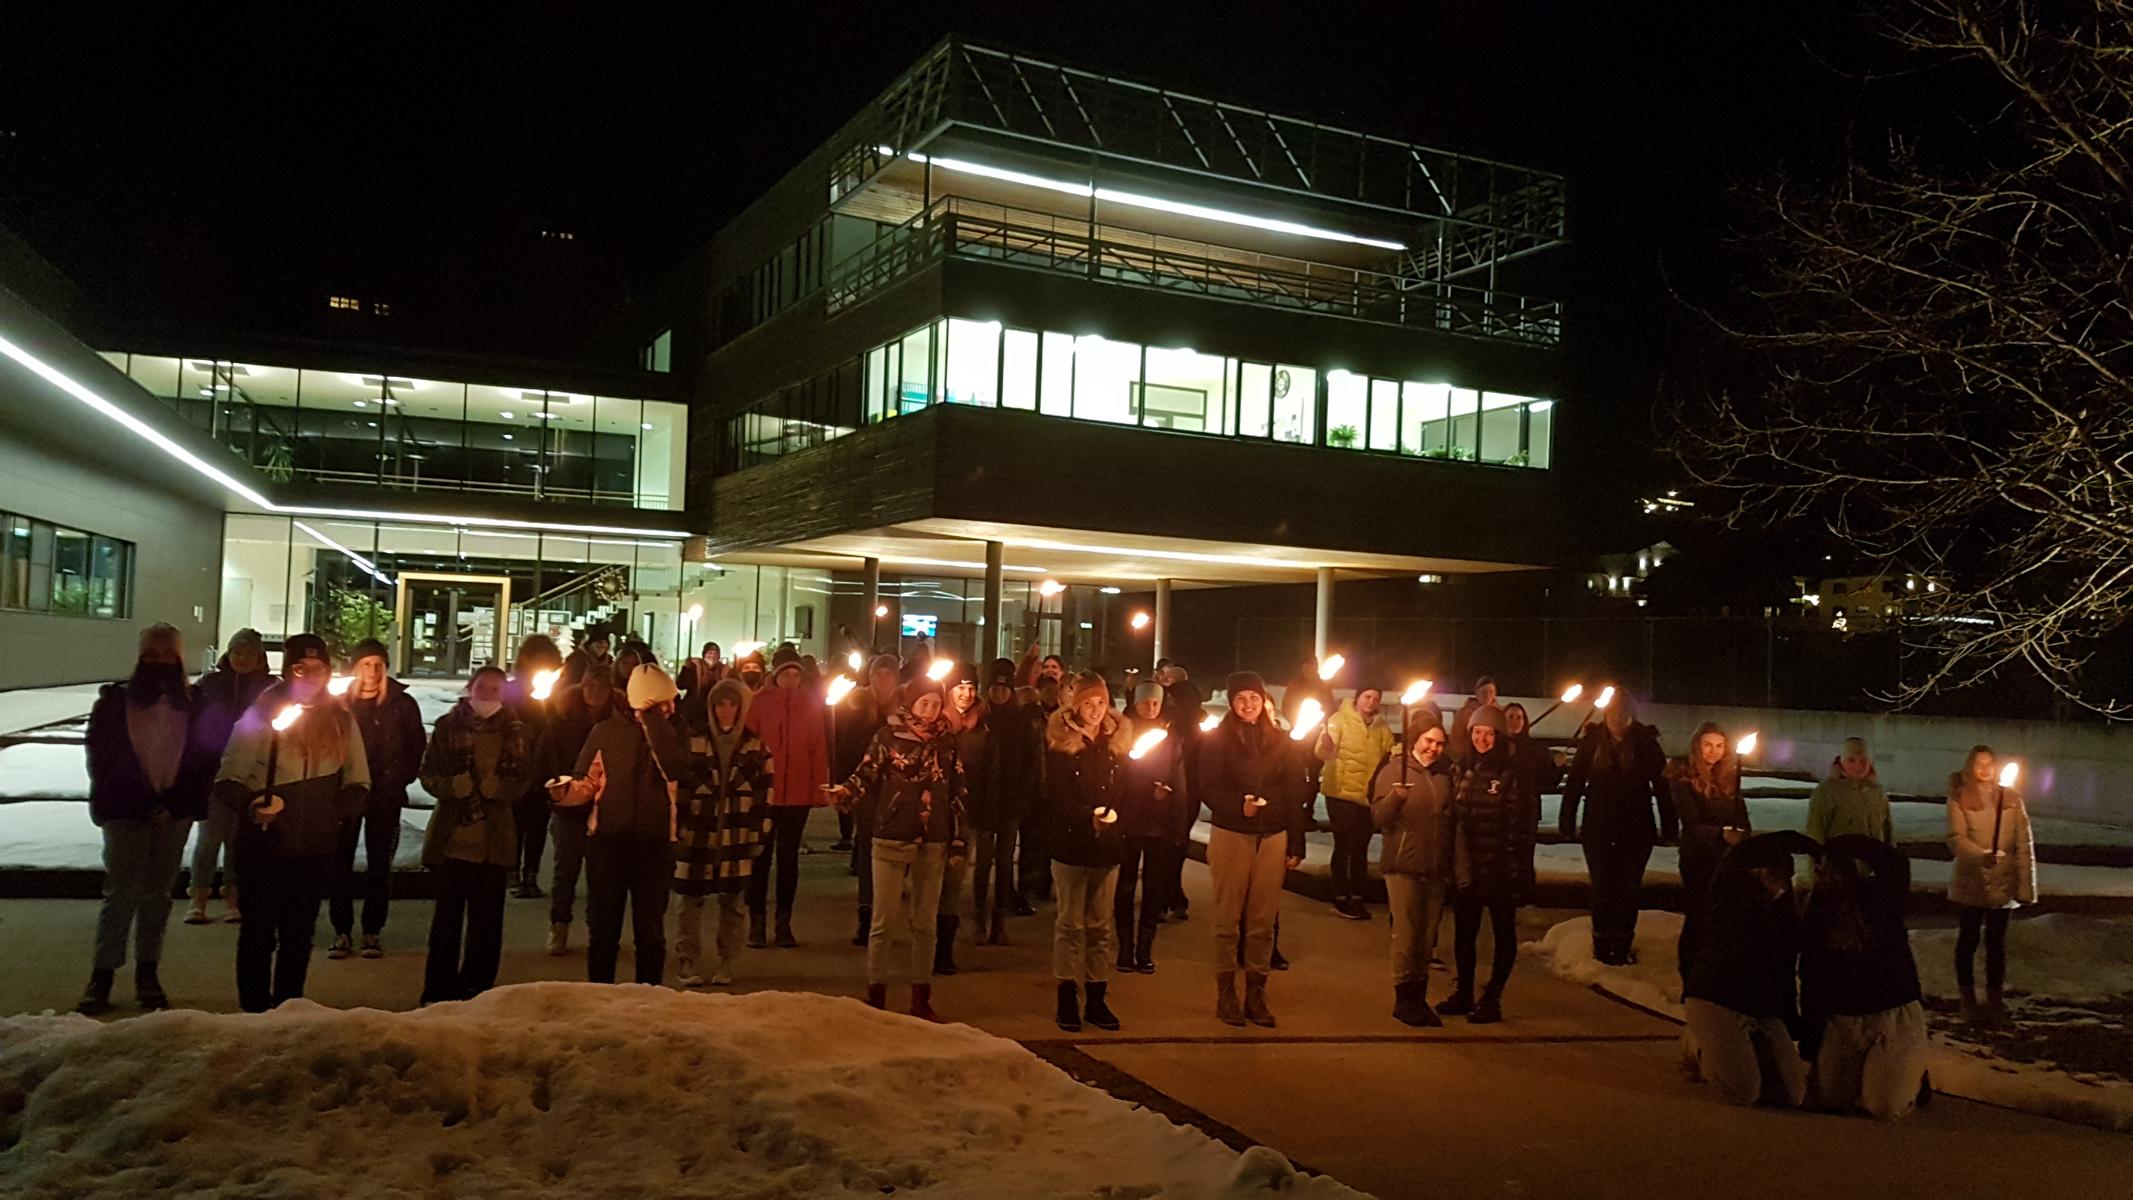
left=371, top=302, right=391, bottom=316
left=328, top=295, right=360, bottom=310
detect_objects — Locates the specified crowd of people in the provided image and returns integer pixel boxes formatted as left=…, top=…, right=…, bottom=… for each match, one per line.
left=75, top=627, right=2039, bottom=1120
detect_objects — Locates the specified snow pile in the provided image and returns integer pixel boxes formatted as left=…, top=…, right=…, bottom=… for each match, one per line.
left=0, top=984, right=1364, bottom=1200
left=1522, top=913, right=1685, bottom=1018
left=1911, top=914, right=2133, bottom=1004
left=0, top=744, right=89, bottom=800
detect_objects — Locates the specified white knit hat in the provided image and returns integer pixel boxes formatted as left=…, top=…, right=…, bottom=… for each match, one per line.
left=625, top=663, right=679, bottom=710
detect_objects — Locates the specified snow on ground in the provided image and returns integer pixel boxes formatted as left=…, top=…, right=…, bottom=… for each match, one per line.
left=1531, top=793, right=2133, bottom=849
left=1521, top=914, right=2133, bottom=1132
left=0, top=744, right=87, bottom=801
left=0, top=984, right=1363, bottom=1200
left=1912, top=913, right=2133, bottom=1004
left=0, top=800, right=429, bottom=871
left=0, top=684, right=102, bottom=737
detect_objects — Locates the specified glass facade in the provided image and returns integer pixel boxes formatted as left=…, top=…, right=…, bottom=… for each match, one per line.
left=1, top=512, right=132, bottom=618
left=723, top=316, right=1553, bottom=471
left=100, top=353, right=687, bottom=510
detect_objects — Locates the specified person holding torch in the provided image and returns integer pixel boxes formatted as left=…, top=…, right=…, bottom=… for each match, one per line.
left=1667, top=723, right=1753, bottom=982
left=507, top=635, right=564, bottom=901
left=1199, top=671, right=1306, bottom=1028
left=211, top=633, right=370, bottom=1013
left=1114, top=680, right=1190, bottom=976
left=1044, top=672, right=1134, bottom=1031
left=326, top=638, right=425, bottom=961
left=1440, top=706, right=1536, bottom=1024
left=1369, top=712, right=1452, bottom=1026
left=1946, top=746, right=2036, bottom=1025
left=1315, top=682, right=1396, bottom=921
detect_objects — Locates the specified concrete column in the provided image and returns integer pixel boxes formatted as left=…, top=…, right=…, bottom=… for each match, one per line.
left=1153, top=578, right=1172, bottom=672
left=1314, top=567, right=1334, bottom=660
left=982, top=540, right=1004, bottom=663
left=863, top=557, right=882, bottom=649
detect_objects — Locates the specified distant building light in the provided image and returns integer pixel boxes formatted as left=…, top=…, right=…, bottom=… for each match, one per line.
left=1416, top=573, right=1445, bottom=585
left=371, top=302, right=391, bottom=316
left=1099, top=586, right=1121, bottom=595
left=328, top=295, right=360, bottom=310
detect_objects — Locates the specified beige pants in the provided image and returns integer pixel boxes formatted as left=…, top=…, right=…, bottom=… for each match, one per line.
left=1684, top=998, right=1808, bottom=1108
left=1815, top=1002, right=1929, bottom=1120
left=1051, top=862, right=1119, bottom=983
left=1208, top=827, right=1287, bottom=977
left=1385, top=873, right=1445, bottom=986
left=674, top=892, right=744, bottom=979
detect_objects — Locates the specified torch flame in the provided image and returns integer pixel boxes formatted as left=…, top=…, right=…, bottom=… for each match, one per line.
left=1130, top=611, right=1151, bottom=631
left=1400, top=679, right=1434, bottom=706
left=1594, top=685, right=1617, bottom=710
left=271, top=705, right=303, bottom=732
left=1129, top=727, right=1169, bottom=760
left=1290, top=697, right=1325, bottom=741
left=1999, top=760, right=2021, bottom=789
left=732, top=640, right=765, bottom=659
left=825, top=674, right=856, bottom=705
left=847, top=649, right=864, bottom=672
left=925, top=657, right=956, bottom=682
left=1317, top=654, right=1345, bottom=681
left=1735, top=731, right=1758, bottom=758
left=326, top=675, right=354, bottom=696
left=531, top=668, right=561, bottom=701
left=1560, top=683, right=1584, bottom=704
left=873, top=604, right=889, bottom=618
left=1199, top=711, right=1221, bottom=732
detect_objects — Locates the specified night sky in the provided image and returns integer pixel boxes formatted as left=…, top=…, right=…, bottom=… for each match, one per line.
left=2, top=1, right=1870, bottom=540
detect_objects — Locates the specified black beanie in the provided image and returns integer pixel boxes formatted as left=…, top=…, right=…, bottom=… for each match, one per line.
left=987, top=657, right=1018, bottom=689
left=1226, top=671, right=1269, bottom=701
left=350, top=638, right=390, bottom=667
left=283, top=633, right=331, bottom=668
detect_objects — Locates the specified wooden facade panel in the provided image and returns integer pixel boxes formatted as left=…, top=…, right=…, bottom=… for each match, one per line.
left=700, top=415, right=939, bottom=555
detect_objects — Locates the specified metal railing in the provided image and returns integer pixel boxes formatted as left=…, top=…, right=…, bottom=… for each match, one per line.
left=825, top=197, right=1562, bottom=347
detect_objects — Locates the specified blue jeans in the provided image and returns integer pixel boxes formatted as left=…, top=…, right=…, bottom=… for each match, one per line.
left=94, top=817, right=192, bottom=972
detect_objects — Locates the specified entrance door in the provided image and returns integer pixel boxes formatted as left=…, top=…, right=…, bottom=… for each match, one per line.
left=396, top=573, right=513, bottom=679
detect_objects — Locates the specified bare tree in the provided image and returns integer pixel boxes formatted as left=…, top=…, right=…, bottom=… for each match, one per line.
left=1673, top=0, right=2133, bottom=713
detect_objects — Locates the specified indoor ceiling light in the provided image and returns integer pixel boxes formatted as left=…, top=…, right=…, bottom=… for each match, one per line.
left=1001, top=535, right=1322, bottom=571
left=875, top=554, right=1047, bottom=574
left=294, top=519, right=394, bottom=587
left=499, top=411, right=514, bottom=419
left=904, top=151, right=1406, bottom=252
left=1529, top=400, right=1555, bottom=412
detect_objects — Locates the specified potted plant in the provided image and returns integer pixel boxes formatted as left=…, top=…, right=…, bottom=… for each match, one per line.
left=1328, top=424, right=1358, bottom=448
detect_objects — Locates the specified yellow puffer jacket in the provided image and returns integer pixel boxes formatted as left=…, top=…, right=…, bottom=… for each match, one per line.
left=1315, top=698, right=1396, bottom=804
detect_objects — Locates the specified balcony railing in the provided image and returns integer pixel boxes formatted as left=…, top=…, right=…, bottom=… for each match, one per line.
left=825, top=197, right=1562, bottom=348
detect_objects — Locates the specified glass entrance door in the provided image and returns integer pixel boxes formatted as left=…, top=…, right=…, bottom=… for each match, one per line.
left=397, top=575, right=510, bottom=678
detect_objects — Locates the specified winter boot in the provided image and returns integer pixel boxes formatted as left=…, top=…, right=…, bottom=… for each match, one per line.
left=1269, top=925, right=1289, bottom=972
left=509, top=871, right=529, bottom=899
left=1393, top=980, right=1442, bottom=1027
left=985, top=908, right=1010, bottom=946
left=1215, top=970, right=1246, bottom=1027
left=521, top=876, right=544, bottom=899
left=184, top=888, right=211, bottom=925
left=1115, top=932, right=1136, bottom=977
left=774, top=911, right=798, bottom=949
left=1056, top=980, right=1083, bottom=1032
left=76, top=969, right=115, bottom=1016
left=1436, top=982, right=1475, bottom=1018
left=852, top=906, right=872, bottom=947
left=1985, top=982, right=2010, bottom=1026
left=909, top=983, right=944, bottom=1023
left=1470, top=984, right=1505, bottom=1025
left=1959, top=984, right=1984, bottom=1024
left=360, top=934, right=383, bottom=959
left=1135, top=922, right=1158, bottom=974
left=934, top=915, right=959, bottom=976
left=135, top=962, right=169, bottom=1011
left=222, top=885, right=241, bottom=924
left=1243, top=972, right=1277, bottom=1028
left=864, top=982, right=888, bottom=1010
left=546, top=923, right=569, bottom=956
left=747, top=909, right=769, bottom=949
left=1083, top=981, right=1121, bottom=1031
left=327, top=934, right=353, bottom=960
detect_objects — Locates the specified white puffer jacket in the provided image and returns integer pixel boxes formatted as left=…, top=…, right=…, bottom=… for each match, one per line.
left=1946, top=783, right=2037, bottom=909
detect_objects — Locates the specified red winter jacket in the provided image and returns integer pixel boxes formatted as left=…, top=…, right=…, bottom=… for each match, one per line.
left=746, top=681, right=830, bottom=806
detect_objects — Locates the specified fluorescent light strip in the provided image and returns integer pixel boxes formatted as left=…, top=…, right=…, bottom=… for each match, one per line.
left=0, top=333, right=692, bottom=541
left=1001, top=536, right=1327, bottom=570
left=874, top=554, right=1048, bottom=574
left=293, top=519, right=395, bottom=587
left=906, top=152, right=1406, bottom=252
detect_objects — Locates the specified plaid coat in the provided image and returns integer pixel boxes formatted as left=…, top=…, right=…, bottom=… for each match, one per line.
left=673, top=725, right=774, bottom=896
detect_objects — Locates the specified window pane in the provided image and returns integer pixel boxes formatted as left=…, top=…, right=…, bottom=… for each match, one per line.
left=897, top=324, right=934, bottom=414
left=1369, top=378, right=1400, bottom=451
left=89, top=536, right=126, bottom=618
left=2, top=516, right=30, bottom=609
left=1140, top=346, right=1225, bottom=432
left=26, top=521, right=51, bottom=612
left=124, top=354, right=182, bottom=407
left=1238, top=362, right=1272, bottom=438
left=50, top=526, right=91, bottom=614
left=1479, top=392, right=1527, bottom=464
left=1273, top=364, right=1317, bottom=444
left=1072, top=335, right=1141, bottom=424
left=866, top=345, right=889, bottom=424
left=1002, top=329, right=1038, bottom=410
left=1039, top=333, right=1075, bottom=416
left=1448, top=387, right=1480, bottom=460
left=1401, top=381, right=1450, bottom=456
left=1526, top=400, right=1554, bottom=468
left=1325, top=370, right=1366, bottom=449
left=944, top=318, right=1001, bottom=407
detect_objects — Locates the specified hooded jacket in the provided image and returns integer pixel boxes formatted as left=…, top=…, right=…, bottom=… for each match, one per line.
left=572, top=708, right=691, bottom=841
left=1045, top=704, right=1134, bottom=867
left=840, top=710, right=967, bottom=858
left=1196, top=711, right=1306, bottom=858
left=1946, top=779, right=2037, bottom=909
left=1448, top=742, right=1536, bottom=901
left=1315, top=697, right=1396, bottom=804
left=86, top=679, right=219, bottom=825
left=1807, top=767, right=1894, bottom=845
left=1801, top=835, right=1922, bottom=1022
left=1560, top=720, right=1673, bottom=844
left=675, top=679, right=774, bottom=896
left=746, top=673, right=830, bottom=806
left=348, top=677, right=427, bottom=814
left=419, top=699, right=536, bottom=868
left=213, top=683, right=371, bottom=859
left=1369, top=750, right=1452, bottom=878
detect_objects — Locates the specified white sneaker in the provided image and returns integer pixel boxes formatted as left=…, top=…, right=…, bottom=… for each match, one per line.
left=676, top=957, right=705, bottom=988
left=709, top=968, right=734, bottom=986
left=326, top=934, right=353, bottom=960
left=360, top=935, right=383, bottom=959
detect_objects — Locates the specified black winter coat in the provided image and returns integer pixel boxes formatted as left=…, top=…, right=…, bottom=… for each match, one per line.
left=347, top=681, right=426, bottom=813
left=194, top=659, right=272, bottom=759
left=1118, top=716, right=1192, bottom=844
left=1448, top=745, right=1537, bottom=902
left=1561, top=721, right=1674, bottom=845
left=1800, top=835, right=1922, bottom=1022
left=1196, top=714, right=1305, bottom=858
left=85, top=682, right=219, bottom=825
left=1046, top=710, right=1130, bottom=868
left=1684, top=831, right=1816, bottom=1020
left=976, top=699, right=1043, bottom=831
left=1668, top=763, right=1752, bottom=878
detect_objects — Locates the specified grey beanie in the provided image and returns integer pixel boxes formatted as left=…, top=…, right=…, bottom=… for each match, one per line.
left=1132, top=680, right=1164, bottom=706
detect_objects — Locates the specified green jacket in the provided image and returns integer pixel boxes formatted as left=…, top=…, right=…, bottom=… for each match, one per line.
left=1806, top=770, right=1893, bottom=845
left=419, top=701, right=535, bottom=868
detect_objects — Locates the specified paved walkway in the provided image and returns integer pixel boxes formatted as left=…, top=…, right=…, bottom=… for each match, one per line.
left=4, top=813, right=2128, bottom=1197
